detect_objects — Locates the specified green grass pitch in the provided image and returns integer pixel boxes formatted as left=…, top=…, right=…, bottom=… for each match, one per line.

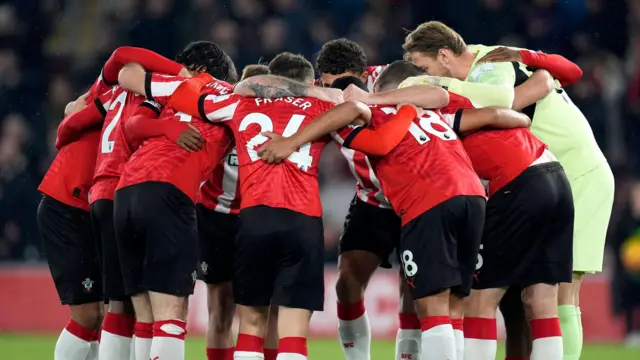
left=1, top=334, right=639, bottom=359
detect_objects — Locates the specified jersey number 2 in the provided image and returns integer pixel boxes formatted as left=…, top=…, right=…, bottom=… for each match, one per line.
left=381, top=107, right=457, bottom=144
left=101, top=91, right=127, bottom=154
left=239, top=113, right=313, bottom=171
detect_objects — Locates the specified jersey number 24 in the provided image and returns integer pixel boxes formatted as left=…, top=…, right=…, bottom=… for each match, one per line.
left=239, top=112, right=313, bottom=171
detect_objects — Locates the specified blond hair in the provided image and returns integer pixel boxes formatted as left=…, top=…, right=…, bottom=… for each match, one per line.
left=241, top=64, right=270, bottom=80
left=403, top=21, right=467, bottom=56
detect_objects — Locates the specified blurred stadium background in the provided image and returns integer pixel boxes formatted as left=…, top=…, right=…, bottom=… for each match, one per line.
left=0, top=0, right=639, bottom=358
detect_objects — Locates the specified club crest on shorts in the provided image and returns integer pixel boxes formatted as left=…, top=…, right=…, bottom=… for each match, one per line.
left=81, top=278, right=94, bottom=293
left=191, top=270, right=198, bottom=283
left=200, top=261, right=209, bottom=276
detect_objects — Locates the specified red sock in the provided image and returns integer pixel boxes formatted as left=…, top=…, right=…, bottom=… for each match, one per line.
left=102, top=312, right=136, bottom=337
left=264, top=347, right=278, bottom=360
left=398, top=312, right=420, bottom=329
left=65, top=319, right=98, bottom=342
left=278, top=337, right=308, bottom=357
left=451, top=318, right=463, bottom=332
left=235, top=333, right=264, bottom=357
left=463, top=317, right=497, bottom=340
left=336, top=299, right=365, bottom=321
left=419, top=316, right=451, bottom=332
left=152, top=320, right=187, bottom=339
left=150, top=320, right=187, bottom=360
left=530, top=318, right=562, bottom=339
left=206, top=347, right=234, bottom=360
left=134, top=321, right=153, bottom=339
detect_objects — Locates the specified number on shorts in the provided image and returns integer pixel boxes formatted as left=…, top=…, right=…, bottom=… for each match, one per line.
left=101, top=91, right=128, bottom=153
left=380, top=107, right=457, bottom=145
left=238, top=112, right=313, bottom=171
left=475, top=244, right=484, bottom=270
left=401, top=250, right=419, bottom=277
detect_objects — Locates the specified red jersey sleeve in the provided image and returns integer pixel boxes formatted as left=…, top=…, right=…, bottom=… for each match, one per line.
left=56, top=91, right=111, bottom=149
left=102, top=46, right=184, bottom=85
left=332, top=105, right=418, bottom=156
left=124, top=100, right=190, bottom=148
left=144, top=73, right=186, bottom=106
left=519, top=49, right=583, bottom=86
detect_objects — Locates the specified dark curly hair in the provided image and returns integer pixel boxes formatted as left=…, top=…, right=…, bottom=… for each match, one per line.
left=268, top=52, right=315, bottom=83
left=175, top=41, right=238, bottom=83
left=316, top=38, right=367, bottom=76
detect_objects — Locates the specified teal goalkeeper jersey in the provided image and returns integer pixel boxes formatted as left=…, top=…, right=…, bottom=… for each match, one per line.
left=465, top=44, right=607, bottom=180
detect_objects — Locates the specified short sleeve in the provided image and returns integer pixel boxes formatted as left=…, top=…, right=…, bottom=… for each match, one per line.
left=331, top=124, right=366, bottom=148
left=94, top=90, right=115, bottom=118
left=468, top=62, right=516, bottom=87
left=199, top=93, right=240, bottom=122
left=144, top=73, right=185, bottom=106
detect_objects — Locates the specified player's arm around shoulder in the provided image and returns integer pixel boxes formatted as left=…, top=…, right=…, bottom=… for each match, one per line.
left=454, top=107, right=530, bottom=134
left=233, top=75, right=343, bottom=103
left=512, top=69, right=554, bottom=111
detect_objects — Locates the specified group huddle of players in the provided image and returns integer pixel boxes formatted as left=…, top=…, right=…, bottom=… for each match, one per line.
left=37, top=20, right=615, bottom=360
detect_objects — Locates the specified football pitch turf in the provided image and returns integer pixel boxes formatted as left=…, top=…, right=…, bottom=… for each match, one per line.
left=1, top=334, right=639, bottom=360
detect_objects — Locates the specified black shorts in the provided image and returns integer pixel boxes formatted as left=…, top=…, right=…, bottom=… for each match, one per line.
left=234, top=206, right=325, bottom=311
left=114, top=182, right=198, bottom=297
left=339, top=195, right=401, bottom=268
left=474, top=162, right=574, bottom=289
left=400, top=196, right=486, bottom=299
left=90, top=199, right=128, bottom=302
left=196, top=204, right=239, bottom=284
left=37, top=195, right=103, bottom=305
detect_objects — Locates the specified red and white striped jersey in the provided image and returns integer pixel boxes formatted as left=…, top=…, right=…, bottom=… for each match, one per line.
left=365, top=65, right=387, bottom=92
left=198, top=147, right=240, bottom=215
left=338, top=146, right=392, bottom=209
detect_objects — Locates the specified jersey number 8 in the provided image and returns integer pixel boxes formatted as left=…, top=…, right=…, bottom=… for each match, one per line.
left=239, top=112, right=313, bottom=171
left=381, top=107, right=457, bottom=144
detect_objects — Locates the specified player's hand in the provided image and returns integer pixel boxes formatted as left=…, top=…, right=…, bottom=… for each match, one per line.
left=64, top=92, right=90, bottom=116
left=477, top=47, right=522, bottom=64
left=343, top=84, right=371, bottom=103
left=176, top=124, right=204, bottom=152
left=178, top=67, right=194, bottom=78
left=257, top=131, right=297, bottom=163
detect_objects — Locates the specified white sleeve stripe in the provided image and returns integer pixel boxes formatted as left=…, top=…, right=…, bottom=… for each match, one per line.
left=442, top=113, right=456, bottom=127
left=206, top=101, right=239, bottom=122
left=150, top=80, right=183, bottom=97
left=330, top=131, right=345, bottom=145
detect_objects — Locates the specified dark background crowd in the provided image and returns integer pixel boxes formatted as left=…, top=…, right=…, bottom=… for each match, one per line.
left=0, top=0, right=639, bottom=340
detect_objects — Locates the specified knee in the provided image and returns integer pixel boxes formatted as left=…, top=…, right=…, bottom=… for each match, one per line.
left=335, top=270, right=366, bottom=302
left=523, top=285, right=558, bottom=319
left=71, top=305, right=104, bottom=330
left=207, top=285, right=236, bottom=332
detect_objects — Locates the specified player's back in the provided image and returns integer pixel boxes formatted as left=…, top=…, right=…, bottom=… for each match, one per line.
left=369, top=106, right=485, bottom=224
left=461, top=128, right=547, bottom=196
left=229, top=96, right=334, bottom=217
left=91, top=87, right=146, bottom=201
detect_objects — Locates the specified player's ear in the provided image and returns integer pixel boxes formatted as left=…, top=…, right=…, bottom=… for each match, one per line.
left=359, top=72, right=368, bottom=83
left=438, top=49, right=450, bottom=64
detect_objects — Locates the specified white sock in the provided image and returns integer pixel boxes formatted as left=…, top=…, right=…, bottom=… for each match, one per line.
left=276, top=354, right=307, bottom=360
left=462, top=317, right=498, bottom=360
left=87, top=341, right=99, bottom=360
left=100, top=330, right=132, bottom=360
left=149, top=320, right=186, bottom=360
left=234, top=352, right=264, bottom=360
left=420, top=319, right=456, bottom=360
left=133, top=336, right=152, bottom=360
left=453, top=328, right=464, bottom=360
left=531, top=318, right=563, bottom=360
left=129, top=336, right=137, bottom=360
left=338, top=312, right=371, bottom=360
left=395, top=329, right=421, bottom=360
left=54, top=320, right=95, bottom=360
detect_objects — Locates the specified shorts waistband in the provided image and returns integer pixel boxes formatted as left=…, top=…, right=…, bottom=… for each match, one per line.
left=530, top=149, right=557, bottom=166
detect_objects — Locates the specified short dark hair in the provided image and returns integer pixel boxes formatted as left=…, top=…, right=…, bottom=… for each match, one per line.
left=175, top=41, right=238, bottom=83
left=331, top=76, right=367, bottom=92
left=316, top=38, right=367, bottom=76
left=268, top=52, right=315, bottom=83
left=241, top=64, right=270, bottom=80
left=374, top=60, right=423, bottom=92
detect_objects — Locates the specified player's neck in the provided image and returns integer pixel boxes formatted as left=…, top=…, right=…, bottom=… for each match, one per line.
left=457, top=50, right=478, bottom=79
